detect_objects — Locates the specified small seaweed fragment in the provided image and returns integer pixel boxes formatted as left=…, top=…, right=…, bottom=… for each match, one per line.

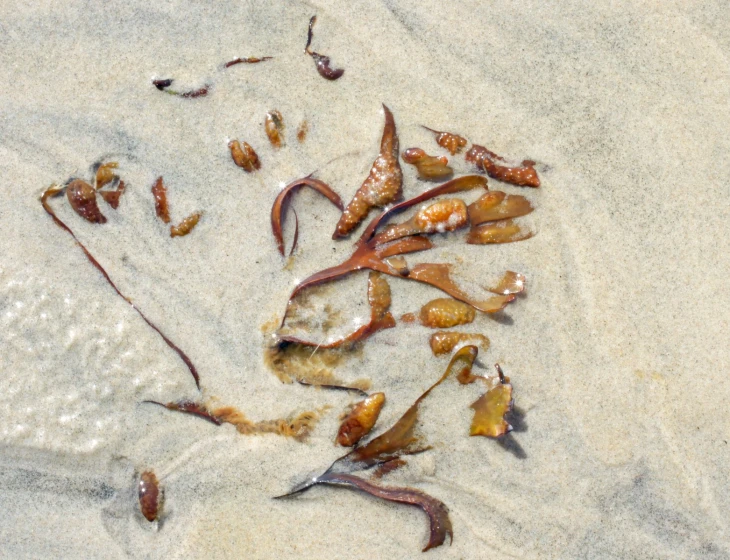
left=229, top=139, right=261, bottom=172
left=467, top=219, right=534, bottom=244
left=333, top=105, right=402, bottom=238
left=402, top=148, right=453, bottom=180
left=66, top=179, right=107, bottom=223
left=297, top=120, right=309, bottom=143
left=151, top=78, right=210, bottom=98
left=316, top=472, right=452, bottom=552
left=138, top=470, right=163, bottom=522
left=144, top=400, right=222, bottom=425
left=170, top=212, right=202, bottom=238
left=265, top=110, right=285, bottom=148
left=337, top=392, right=386, bottom=447
left=99, top=180, right=126, bottom=209
left=416, top=298, right=476, bottom=328
left=429, top=332, right=490, bottom=356
left=224, top=56, right=273, bottom=68
left=94, top=161, right=119, bottom=189
left=469, top=364, right=514, bottom=438
left=41, top=184, right=201, bottom=389
left=151, top=176, right=170, bottom=223
left=466, top=145, right=540, bottom=187
left=271, top=177, right=344, bottom=256
left=468, top=191, right=534, bottom=226
left=305, top=15, right=345, bottom=80
left=423, top=126, right=468, bottom=155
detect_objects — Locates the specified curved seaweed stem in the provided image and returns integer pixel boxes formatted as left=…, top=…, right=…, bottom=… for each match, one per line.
left=41, top=186, right=201, bottom=389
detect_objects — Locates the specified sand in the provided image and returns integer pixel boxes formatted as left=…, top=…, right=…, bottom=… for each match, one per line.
left=1, top=1, right=729, bottom=558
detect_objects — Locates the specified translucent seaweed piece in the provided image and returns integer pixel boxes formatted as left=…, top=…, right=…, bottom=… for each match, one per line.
left=373, top=199, right=467, bottom=244
left=151, top=177, right=170, bottom=223
left=265, top=110, right=284, bottom=148
left=337, top=392, right=386, bottom=447
left=229, top=140, right=261, bottom=172
left=66, top=179, right=106, bottom=223
left=467, top=219, right=534, bottom=244
left=468, top=191, right=534, bottom=226
left=170, top=212, right=201, bottom=238
left=423, top=126, right=468, bottom=155
left=402, top=148, right=453, bottom=180
left=469, top=364, right=514, bottom=438
left=465, top=144, right=540, bottom=187
left=429, top=332, right=490, bottom=356
left=487, top=271, right=526, bottom=295
left=138, top=471, right=162, bottom=522
left=418, top=298, right=476, bottom=328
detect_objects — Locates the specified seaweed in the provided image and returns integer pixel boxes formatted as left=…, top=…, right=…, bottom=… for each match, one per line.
left=412, top=298, right=476, bottom=328
left=402, top=148, right=453, bottom=180
left=296, top=120, right=309, bottom=143
left=151, top=176, right=170, bottom=223
left=467, top=191, right=534, bottom=226
left=271, top=177, right=344, bottom=256
left=337, top=392, right=386, bottom=447
left=170, top=212, right=202, bottom=238
left=275, top=347, right=478, bottom=550
left=467, top=219, right=534, bottom=244
left=144, top=399, right=324, bottom=441
left=429, top=332, right=490, bottom=356
left=41, top=178, right=201, bottom=389
left=265, top=110, right=285, bottom=148
left=229, top=139, right=261, bottom=172
left=151, top=79, right=210, bottom=98
left=468, top=364, right=514, bottom=438
left=305, top=16, right=345, bottom=80
left=224, top=56, right=273, bottom=68
left=466, top=145, right=540, bottom=188
left=333, top=105, right=402, bottom=238
left=66, top=179, right=107, bottom=223
left=371, top=457, right=407, bottom=479
left=423, top=126, right=468, bottom=155
left=138, top=470, right=162, bottom=522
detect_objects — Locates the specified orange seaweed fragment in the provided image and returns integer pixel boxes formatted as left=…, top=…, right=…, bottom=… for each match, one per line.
left=224, top=56, right=273, bottom=68
left=468, top=191, right=534, bottom=226
left=467, top=219, right=534, bottom=244
left=402, top=148, right=453, bottom=180
left=333, top=105, right=402, bottom=238
left=297, top=120, right=309, bottom=143
left=423, top=126, right=468, bottom=155
left=94, top=161, right=119, bottom=189
left=373, top=199, right=468, bottom=245
left=337, top=392, right=386, bottom=447
left=265, top=110, right=285, bottom=148
left=487, top=271, right=527, bottom=295
left=418, top=298, right=476, bottom=328
left=170, top=212, right=201, bottom=238
left=469, top=364, right=514, bottom=438
left=429, top=331, right=490, bottom=356
left=229, top=139, right=261, bottom=172
left=151, top=176, right=170, bottom=223
left=466, top=145, right=540, bottom=187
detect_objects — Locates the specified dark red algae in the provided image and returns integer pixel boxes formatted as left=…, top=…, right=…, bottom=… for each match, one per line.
left=305, top=16, right=345, bottom=80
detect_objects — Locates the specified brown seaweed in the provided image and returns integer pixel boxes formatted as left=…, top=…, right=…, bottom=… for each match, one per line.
left=429, top=331, right=490, bottom=356
left=99, top=180, right=126, bottom=209
left=333, top=105, right=402, bottom=238
left=271, top=177, right=344, bottom=256
left=466, top=145, right=540, bottom=187
left=469, top=364, right=514, bottom=438
left=151, top=176, right=170, bottom=223
left=337, top=392, right=386, bottom=447
left=94, top=161, right=119, bottom=189
left=371, top=457, right=407, bottom=479
left=423, top=126, right=468, bottom=155
left=138, top=470, right=162, bottom=522
left=417, top=298, right=476, bottom=328
left=41, top=184, right=201, bottom=389
left=372, top=199, right=468, bottom=245
left=402, top=148, right=453, bottom=180
left=276, top=347, right=478, bottom=550
left=305, top=16, right=345, bottom=80
left=170, top=212, right=202, bottom=238
left=467, top=219, right=534, bottom=244
left=265, top=110, right=285, bottom=148
left=315, top=472, right=452, bottom=552
left=488, top=271, right=527, bottom=295
left=229, top=139, right=261, bottom=172
left=144, top=398, right=324, bottom=441
left=468, top=191, right=534, bottom=226
left=152, top=78, right=210, bottom=98
left=224, top=56, right=273, bottom=68
left=67, top=179, right=107, bottom=223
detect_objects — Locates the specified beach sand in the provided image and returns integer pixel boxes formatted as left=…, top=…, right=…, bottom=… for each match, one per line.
left=1, top=1, right=728, bottom=558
